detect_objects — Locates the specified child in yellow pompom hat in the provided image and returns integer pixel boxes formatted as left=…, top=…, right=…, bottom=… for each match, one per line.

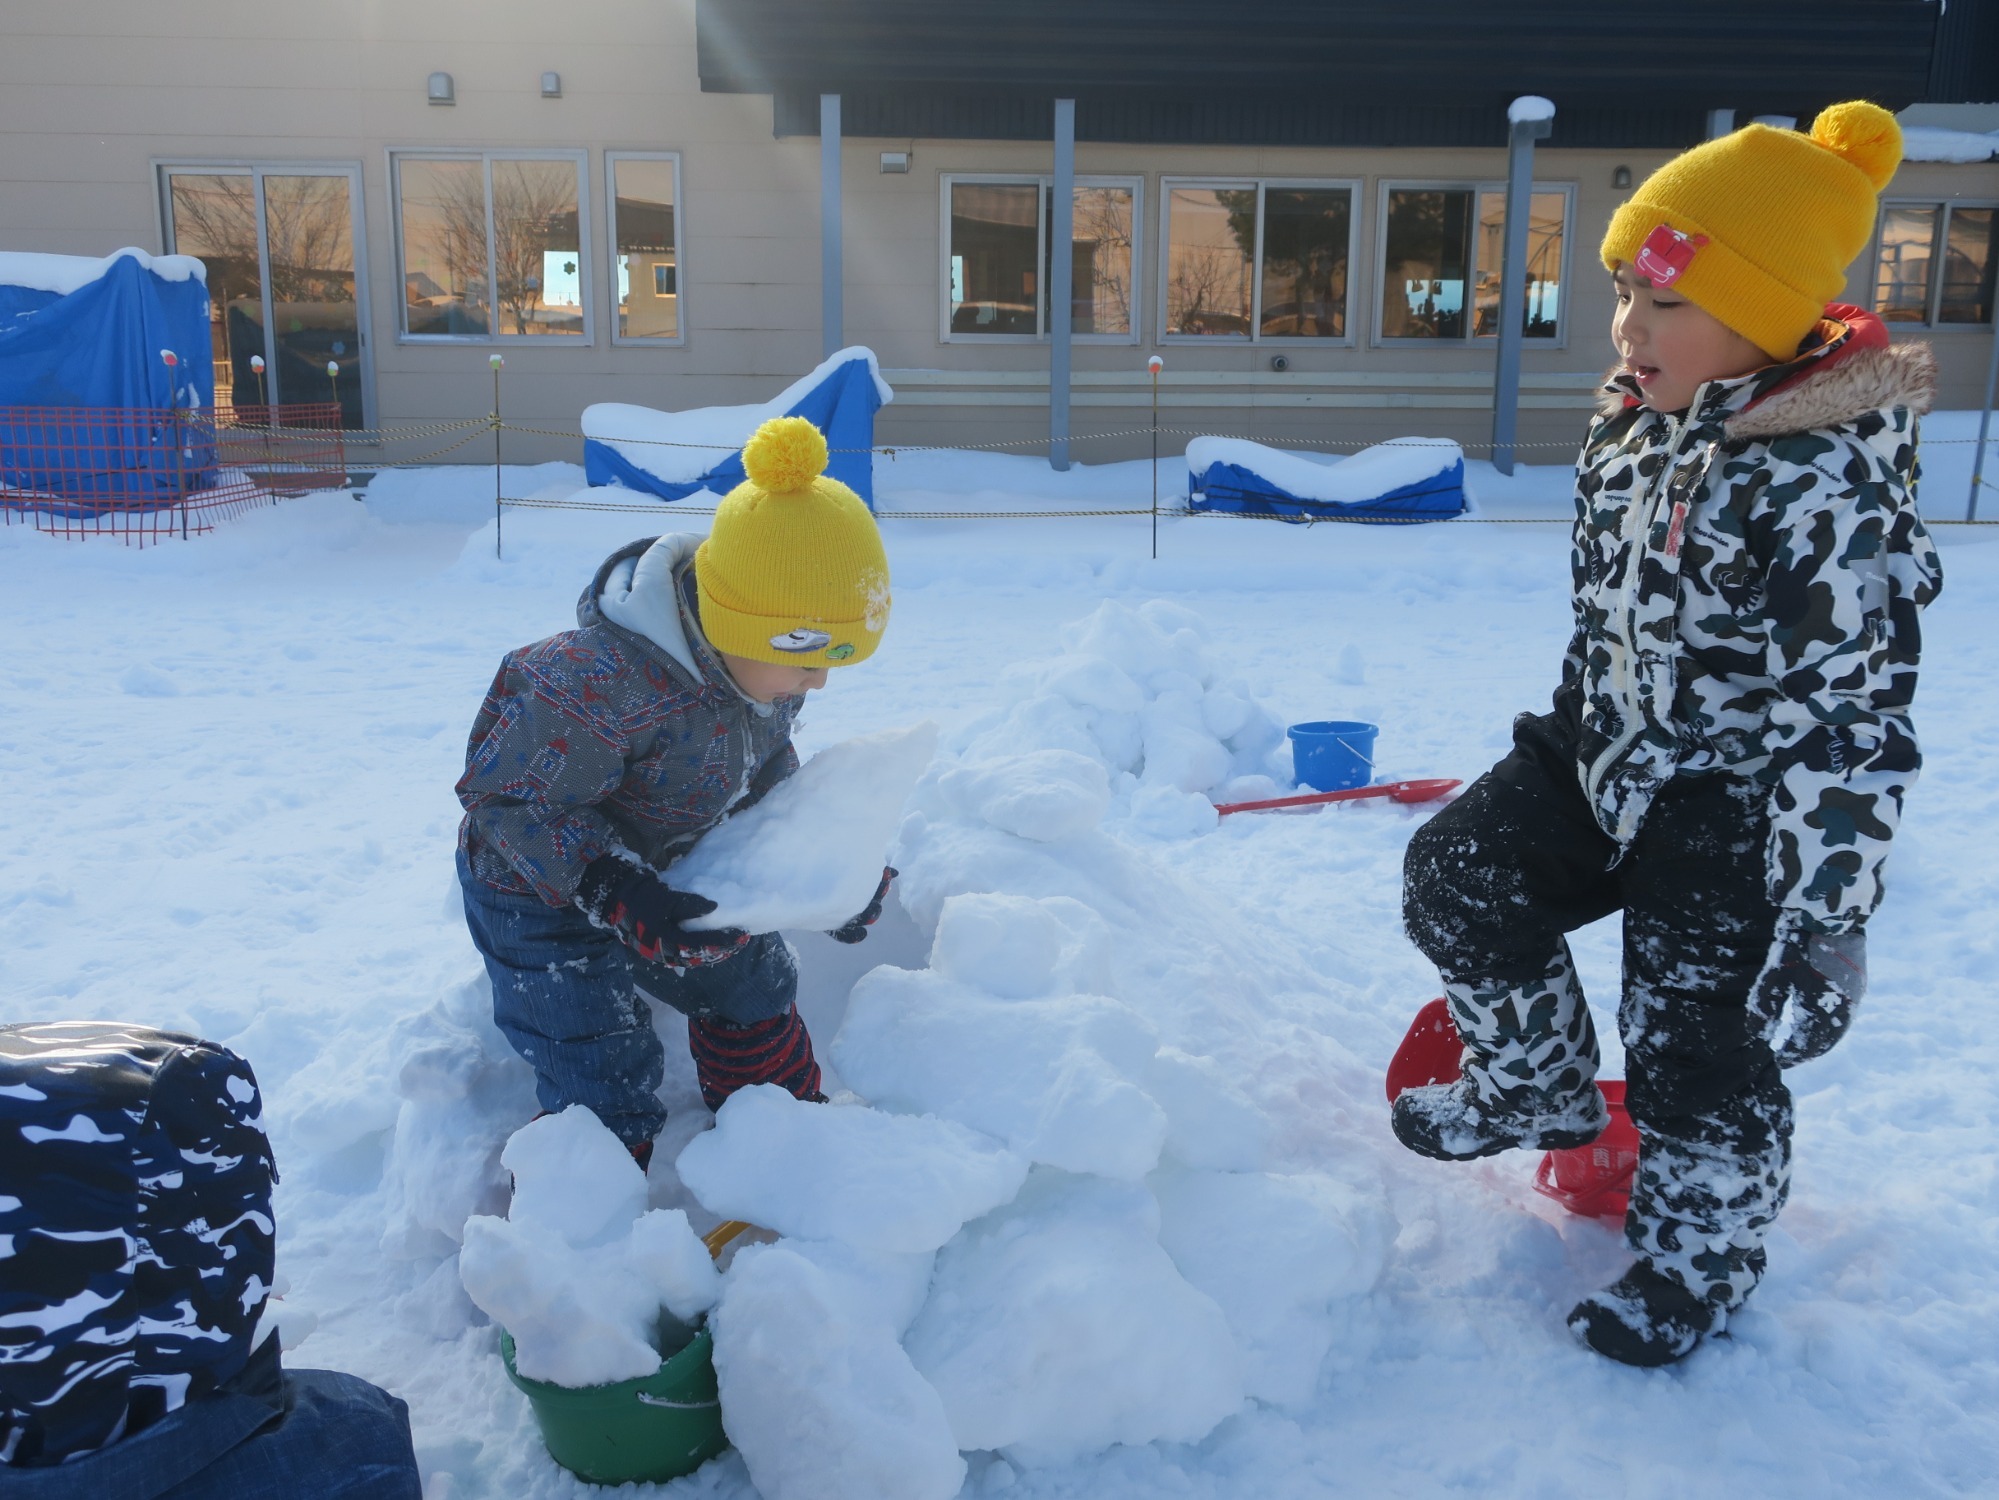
left=453, top=415, right=894, bottom=1166
left=1392, top=102, right=1943, bottom=1365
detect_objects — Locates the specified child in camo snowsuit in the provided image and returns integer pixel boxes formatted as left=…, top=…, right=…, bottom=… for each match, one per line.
left=1393, top=102, right=1942, bottom=1365
left=456, top=418, right=895, bottom=1167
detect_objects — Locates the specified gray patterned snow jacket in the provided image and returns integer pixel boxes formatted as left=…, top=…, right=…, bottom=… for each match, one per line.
left=458, top=534, right=800, bottom=905
left=1560, top=307, right=1941, bottom=935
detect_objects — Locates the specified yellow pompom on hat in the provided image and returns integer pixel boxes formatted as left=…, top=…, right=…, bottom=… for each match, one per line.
left=1601, top=100, right=1902, bottom=359
left=694, top=415, right=890, bottom=668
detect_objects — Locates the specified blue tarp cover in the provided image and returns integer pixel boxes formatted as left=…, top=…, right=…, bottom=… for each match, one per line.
left=584, top=352, right=887, bottom=508
left=0, top=251, right=217, bottom=509
left=1190, top=458, right=1467, bottom=523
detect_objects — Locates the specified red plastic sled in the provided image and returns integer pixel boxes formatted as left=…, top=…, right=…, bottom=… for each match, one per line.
left=1386, top=1000, right=1639, bottom=1222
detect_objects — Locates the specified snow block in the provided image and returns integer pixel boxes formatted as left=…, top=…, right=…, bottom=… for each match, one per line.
left=675, top=1085, right=1028, bottom=1253
left=712, top=1245, right=965, bottom=1500
left=904, top=1171, right=1243, bottom=1465
left=582, top=347, right=892, bottom=506
left=675, top=721, right=939, bottom=933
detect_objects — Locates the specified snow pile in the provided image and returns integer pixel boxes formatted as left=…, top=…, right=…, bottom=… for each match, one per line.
left=1901, top=126, right=1999, bottom=163
left=930, top=599, right=1292, bottom=840
left=458, top=1108, right=720, bottom=1387
left=1186, top=436, right=1463, bottom=506
left=1507, top=95, right=1556, bottom=125
left=663, top=600, right=1392, bottom=1475
left=677, top=721, right=939, bottom=932
left=581, top=347, right=894, bottom=486
left=0, top=246, right=208, bottom=294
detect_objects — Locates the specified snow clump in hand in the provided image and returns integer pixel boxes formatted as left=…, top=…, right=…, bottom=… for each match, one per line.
left=456, top=1106, right=720, bottom=1388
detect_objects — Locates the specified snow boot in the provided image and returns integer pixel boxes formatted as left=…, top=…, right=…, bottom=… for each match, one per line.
left=1567, top=1260, right=1720, bottom=1366
left=1391, top=1076, right=1608, bottom=1161
left=687, top=1005, right=823, bottom=1112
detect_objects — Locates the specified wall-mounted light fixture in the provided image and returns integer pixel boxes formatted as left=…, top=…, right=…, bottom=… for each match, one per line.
left=427, top=72, right=454, bottom=105
left=541, top=71, right=562, bottom=98
left=1612, top=164, right=1632, bottom=189
left=879, top=151, right=910, bottom=174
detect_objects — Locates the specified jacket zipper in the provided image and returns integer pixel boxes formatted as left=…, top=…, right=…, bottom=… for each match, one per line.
left=1581, top=400, right=1695, bottom=821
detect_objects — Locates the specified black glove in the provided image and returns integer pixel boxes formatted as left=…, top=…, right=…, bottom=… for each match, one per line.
left=1756, top=923, right=1866, bottom=1068
left=828, top=867, right=896, bottom=945
left=576, top=856, right=751, bottom=968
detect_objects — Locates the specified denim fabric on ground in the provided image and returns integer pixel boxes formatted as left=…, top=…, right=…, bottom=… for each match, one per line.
left=459, top=851, right=798, bottom=1148
left=2, top=1337, right=420, bottom=1500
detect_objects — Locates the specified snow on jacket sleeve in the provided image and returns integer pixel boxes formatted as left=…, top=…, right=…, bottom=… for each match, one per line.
left=1750, top=423, right=1942, bottom=933
left=456, top=637, right=638, bottom=905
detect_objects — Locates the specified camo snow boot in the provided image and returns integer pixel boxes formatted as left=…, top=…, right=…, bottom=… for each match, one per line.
left=1392, top=944, right=1608, bottom=1161
left=1567, top=1260, right=1719, bottom=1366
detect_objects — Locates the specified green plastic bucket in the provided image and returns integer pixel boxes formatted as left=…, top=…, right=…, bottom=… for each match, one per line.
left=501, top=1319, right=729, bottom=1486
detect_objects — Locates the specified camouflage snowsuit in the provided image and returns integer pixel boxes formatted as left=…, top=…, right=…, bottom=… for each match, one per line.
left=1405, top=313, right=1941, bottom=1317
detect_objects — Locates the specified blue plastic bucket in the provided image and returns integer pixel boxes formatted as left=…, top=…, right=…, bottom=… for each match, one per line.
left=1287, top=721, right=1377, bottom=792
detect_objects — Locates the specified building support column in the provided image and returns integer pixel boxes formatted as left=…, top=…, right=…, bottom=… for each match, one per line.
left=821, top=93, right=842, bottom=359
left=1049, top=97, right=1075, bottom=471
left=1492, top=96, right=1553, bottom=476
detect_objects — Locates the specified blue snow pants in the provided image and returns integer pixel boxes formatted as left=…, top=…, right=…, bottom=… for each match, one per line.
left=458, top=851, right=798, bottom=1148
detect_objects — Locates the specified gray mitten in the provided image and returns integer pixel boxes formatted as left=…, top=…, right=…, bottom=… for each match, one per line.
left=1758, top=924, right=1867, bottom=1068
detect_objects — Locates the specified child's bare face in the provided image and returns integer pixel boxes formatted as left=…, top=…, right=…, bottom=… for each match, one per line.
left=719, top=651, right=829, bottom=703
left=1610, top=264, right=1770, bottom=414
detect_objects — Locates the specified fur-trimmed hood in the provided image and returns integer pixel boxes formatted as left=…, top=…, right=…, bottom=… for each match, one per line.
left=1595, top=307, right=1938, bottom=440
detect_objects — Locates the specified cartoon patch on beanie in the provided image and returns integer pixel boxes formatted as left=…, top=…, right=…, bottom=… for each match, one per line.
left=693, top=416, right=892, bottom=669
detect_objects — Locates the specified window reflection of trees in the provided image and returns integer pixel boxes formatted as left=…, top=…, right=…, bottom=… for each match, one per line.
left=1067, top=187, right=1134, bottom=334
left=1166, top=188, right=1254, bottom=336
left=400, top=158, right=583, bottom=337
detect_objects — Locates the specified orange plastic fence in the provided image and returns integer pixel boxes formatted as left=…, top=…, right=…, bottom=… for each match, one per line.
left=0, top=404, right=346, bottom=544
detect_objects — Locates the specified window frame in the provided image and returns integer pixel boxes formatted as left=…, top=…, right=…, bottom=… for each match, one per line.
left=388, top=147, right=594, bottom=345
left=937, top=172, right=1145, bottom=346
left=1156, top=176, right=1362, bottom=347
left=1370, top=178, right=1576, bottom=350
left=606, top=150, right=686, bottom=347
left=1870, top=197, right=1999, bottom=330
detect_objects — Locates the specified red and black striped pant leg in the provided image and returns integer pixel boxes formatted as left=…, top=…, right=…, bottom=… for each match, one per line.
left=686, top=1005, right=823, bottom=1112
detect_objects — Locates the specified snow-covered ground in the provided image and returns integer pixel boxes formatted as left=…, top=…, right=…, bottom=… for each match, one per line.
left=4, top=427, right=1997, bottom=1498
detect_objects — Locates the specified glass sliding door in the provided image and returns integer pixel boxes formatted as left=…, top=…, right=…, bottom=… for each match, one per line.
left=164, top=174, right=264, bottom=414
left=162, top=164, right=371, bottom=428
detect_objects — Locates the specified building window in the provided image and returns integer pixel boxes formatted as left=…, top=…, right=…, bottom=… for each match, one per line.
left=609, top=152, right=682, bottom=343
left=1376, top=183, right=1571, bottom=343
left=1161, top=180, right=1357, bottom=341
left=941, top=175, right=1140, bottom=342
left=393, top=151, right=588, bottom=341
left=1873, top=201, right=1997, bottom=327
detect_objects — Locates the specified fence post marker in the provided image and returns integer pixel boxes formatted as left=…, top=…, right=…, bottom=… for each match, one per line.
left=491, top=354, right=505, bottom=559
left=1148, top=355, right=1162, bottom=561
left=162, top=348, right=188, bottom=541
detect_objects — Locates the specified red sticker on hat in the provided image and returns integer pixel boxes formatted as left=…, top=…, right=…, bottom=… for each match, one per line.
left=1634, top=224, right=1708, bottom=287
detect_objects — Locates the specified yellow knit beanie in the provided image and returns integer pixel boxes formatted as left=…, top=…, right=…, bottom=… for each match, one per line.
left=694, top=416, right=890, bottom=668
left=1600, top=101, right=1902, bottom=359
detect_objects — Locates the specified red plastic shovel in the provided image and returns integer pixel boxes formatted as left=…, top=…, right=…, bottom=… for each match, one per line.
left=1213, top=777, right=1462, bottom=817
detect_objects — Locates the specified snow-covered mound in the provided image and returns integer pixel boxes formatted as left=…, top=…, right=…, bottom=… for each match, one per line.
left=676, top=721, right=939, bottom=933
left=655, top=600, right=1394, bottom=1475
left=1901, top=125, right=1999, bottom=163
left=582, top=347, right=893, bottom=488
left=1185, top=435, right=1463, bottom=505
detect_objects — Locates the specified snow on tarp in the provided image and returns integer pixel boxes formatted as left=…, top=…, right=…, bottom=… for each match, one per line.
left=582, top=347, right=893, bottom=507
left=0, top=247, right=217, bottom=510
left=1901, top=126, right=1999, bottom=163
left=1187, top=435, right=1466, bottom=523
